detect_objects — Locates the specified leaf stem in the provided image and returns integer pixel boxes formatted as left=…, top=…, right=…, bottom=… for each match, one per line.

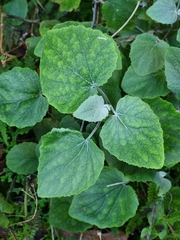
left=112, top=0, right=141, bottom=38
left=86, top=121, right=101, bottom=141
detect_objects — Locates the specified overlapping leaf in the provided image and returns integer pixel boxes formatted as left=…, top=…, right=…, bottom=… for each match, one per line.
left=102, top=0, right=137, bottom=30
left=40, top=25, right=120, bottom=113
left=100, top=96, right=164, bottom=169
left=49, top=198, right=92, bottom=232
left=147, top=0, right=178, bottom=24
left=121, top=66, right=170, bottom=98
left=6, top=142, right=38, bottom=175
left=146, top=97, right=180, bottom=167
left=38, top=128, right=104, bottom=197
left=165, top=47, right=180, bottom=93
left=0, top=67, right=48, bottom=128
left=69, top=167, right=139, bottom=228
left=73, top=95, right=110, bottom=122
left=51, top=0, right=80, bottom=11
left=130, top=33, right=169, bottom=76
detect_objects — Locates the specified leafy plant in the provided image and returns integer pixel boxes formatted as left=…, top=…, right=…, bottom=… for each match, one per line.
left=1, top=0, right=180, bottom=239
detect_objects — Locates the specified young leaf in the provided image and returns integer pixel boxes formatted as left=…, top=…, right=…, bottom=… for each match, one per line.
left=130, top=33, right=169, bottom=76
left=0, top=67, right=48, bottom=128
left=165, top=47, right=180, bottom=93
left=49, top=197, right=92, bottom=232
left=121, top=66, right=170, bottom=98
left=37, top=128, right=104, bottom=198
left=146, top=0, right=178, bottom=24
left=6, top=142, right=38, bottom=175
left=146, top=97, right=180, bottom=168
left=0, top=212, right=9, bottom=228
left=51, top=0, right=80, bottom=11
left=0, top=194, right=14, bottom=214
left=73, top=95, right=110, bottom=122
left=100, top=96, right=164, bottom=169
left=40, top=25, right=120, bottom=113
left=102, top=0, right=137, bottom=30
left=154, top=171, right=171, bottom=196
left=69, top=167, right=139, bottom=228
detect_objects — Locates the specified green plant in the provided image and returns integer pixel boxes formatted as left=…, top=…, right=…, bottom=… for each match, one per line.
left=1, top=0, right=180, bottom=239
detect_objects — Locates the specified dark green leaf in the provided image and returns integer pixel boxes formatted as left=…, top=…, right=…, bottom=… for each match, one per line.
left=69, top=167, right=139, bottom=228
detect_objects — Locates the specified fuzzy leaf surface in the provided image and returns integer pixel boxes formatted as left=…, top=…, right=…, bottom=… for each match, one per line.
left=121, top=66, right=170, bottom=98
left=102, top=0, right=137, bottom=30
left=0, top=67, right=48, bottom=128
left=100, top=96, right=164, bottom=169
left=146, top=0, right=178, bottom=24
left=130, top=33, right=169, bottom=76
left=6, top=142, right=38, bottom=175
left=37, top=128, right=104, bottom=197
left=49, top=198, right=92, bottom=232
left=69, top=167, right=139, bottom=228
left=73, top=95, right=110, bottom=122
left=146, top=97, right=180, bottom=167
left=40, top=25, right=120, bottom=113
left=165, top=47, right=180, bottom=93
left=51, top=0, right=80, bottom=11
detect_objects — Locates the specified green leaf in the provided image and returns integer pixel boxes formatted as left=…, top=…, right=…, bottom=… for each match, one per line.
left=51, top=0, right=81, bottom=11
left=59, top=115, right=80, bottom=130
left=0, top=212, right=9, bottom=228
left=73, top=95, right=110, bottom=122
left=2, top=0, right=28, bottom=26
left=69, top=167, right=139, bottom=228
left=49, top=197, right=92, bottom=232
left=0, top=120, right=9, bottom=146
left=146, top=98, right=180, bottom=168
left=177, top=28, right=180, bottom=42
left=6, top=142, right=38, bottom=175
left=146, top=0, right=178, bottom=24
left=0, top=67, right=48, bottom=128
left=37, top=128, right=104, bottom=197
left=153, top=172, right=171, bottom=196
left=121, top=66, right=170, bottom=98
left=40, top=20, right=59, bottom=36
left=0, top=194, right=14, bottom=214
left=40, top=25, right=120, bottom=113
left=102, top=0, right=137, bottom=30
left=130, top=33, right=169, bottom=76
left=100, top=96, right=164, bottom=169
left=165, top=47, right=180, bottom=93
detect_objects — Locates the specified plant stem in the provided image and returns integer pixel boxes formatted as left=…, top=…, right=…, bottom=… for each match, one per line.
left=112, top=0, right=141, bottom=38
left=86, top=121, right=101, bottom=141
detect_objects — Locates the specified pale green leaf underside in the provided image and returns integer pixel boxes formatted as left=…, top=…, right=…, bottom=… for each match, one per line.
left=0, top=67, right=48, bottom=128
left=73, top=94, right=110, bottom=122
left=154, top=172, right=171, bottom=196
left=146, top=97, right=180, bottom=168
left=40, top=25, right=119, bottom=113
left=6, top=142, right=38, bottom=175
left=69, top=167, right=139, bottom=228
left=102, top=0, right=137, bottom=30
left=165, top=47, right=180, bottom=93
left=121, top=66, right=170, bottom=98
left=49, top=198, right=92, bottom=232
left=130, top=33, right=169, bottom=76
left=37, top=128, right=104, bottom=197
left=146, top=0, right=178, bottom=24
left=100, top=96, right=164, bottom=169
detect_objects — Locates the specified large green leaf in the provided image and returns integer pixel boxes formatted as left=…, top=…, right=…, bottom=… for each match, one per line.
left=0, top=67, right=48, bottom=128
left=146, top=97, right=180, bottom=168
left=2, top=0, right=28, bottom=26
left=130, top=33, right=169, bottom=76
left=146, top=0, right=178, bottom=24
left=102, top=0, right=137, bottom=30
left=73, top=95, right=110, bottom=122
left=49, top=198, right=92, bottom=232
left=6, top=142, right=38, bottom=175
left=40, top=25, right=120, bottom=113
left=69, top=167, right=139, bottom=228
left=121, top=66, right=170, bottom=98
left=37, top=128, right=104, bottom=197
left=100, top=96, right=164, bottom=169
left=165, top=47, right=180, bottom=93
